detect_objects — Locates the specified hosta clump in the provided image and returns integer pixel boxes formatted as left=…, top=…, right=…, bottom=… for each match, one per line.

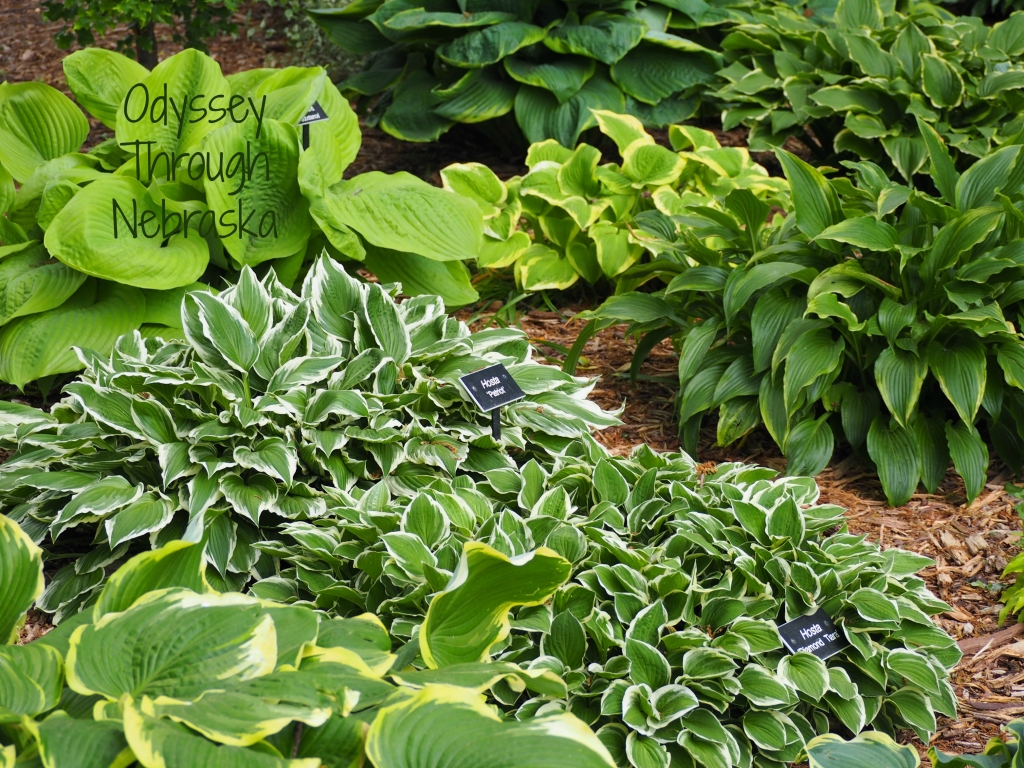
left=0, top=254, right=616, bottom=620
left=308, top=0, right=727, bottom=146
left=448, top=111, right=786, bottom=293
left=260, top=447, right=960, bottom=768
left=0, top=516, right=617, bottom=767
left=582, top=132, right=1024, bottom=506
left=0, top=47, right=484, bottom=388
left=716, top=0, right=1024, bottom=176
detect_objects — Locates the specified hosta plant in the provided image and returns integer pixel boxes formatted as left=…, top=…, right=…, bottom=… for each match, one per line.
left=580, top=130, right=1024, bottom=506
left=716, top=0, right=1024, bottom=177
left=447, top=111, right=787, bottom=293
left=255, top=446, right=960, bottom=768
left=308, top=0, right=726, bottom=146
left=0, top=255, right=617, bottom=620
left=0, top=515, right=619, bottom=767
left=0, top=47, right=483, bottom=388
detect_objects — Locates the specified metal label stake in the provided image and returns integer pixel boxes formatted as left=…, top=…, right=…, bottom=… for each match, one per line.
left=459, top=363, right=526, bottom=441
left=298, top=100, right=329, bottom=151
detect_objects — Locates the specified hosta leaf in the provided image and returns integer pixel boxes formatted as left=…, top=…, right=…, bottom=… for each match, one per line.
left=504, top=53, right=596, bottom=104
left=62, top=48, right=148, bottom=129
left=867, top=416, right=919, bottom=507
left=928, top=335, right=986, bottom=425
left=95, top=541, right=209, bottom=617
left=105, top=493, right=176, bottom=549
left=816, top=217, right=898, bottom=251
left=379, top=70, right=454, bottom=143
left=874, top=347, right=927, bottom=428
left=514, top=72, right=625, bottom=146
left=0, top=644, right=64, bottom=722
left=921, top=54, right=963, bottom=109
left=68, top=590, right=276, bottom=700
left=944, top=421, right=988, bottom=503
left=30, top=712, right=131, bottom=768
left=365, top=684, right=616, bottom=768
left=777, top=149, right=842, bottom=239
left=0, top=81, right=89, bottom=182
left=365, top=282, right=412, bottom=365
left=322, top=171, right=483, bottom=263
left=437, top=21, right=546, bottom=67
left=432, top=66, right=518, bottom=124
left=115, top=48, right=230, bottom=157
left=0, top=281, right=146, bottom=389
left=954, top=144, right=1022, bottom=211
left=546, top=13, right=646, bottom=66
left=806, top=732, right=920, bottom=768
left=189, top=291, right=259, bottom=372
left=784, top=415, right=834, bottom=477
left=203, top=118, right=311, bottom=267
left=610, top=44, right=718, bottom=106
left=420, top=542, right=570, bottom=668
left=45, top=176, right=210, bottom=289
left=0, top=516, right=44, bottom=644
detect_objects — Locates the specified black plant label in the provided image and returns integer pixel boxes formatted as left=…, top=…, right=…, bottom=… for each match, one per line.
left=299, top=101, right=329, bottom=125
left=460, top=364, right=526, bottom=412
left=778, top=607, right=847, bottom=660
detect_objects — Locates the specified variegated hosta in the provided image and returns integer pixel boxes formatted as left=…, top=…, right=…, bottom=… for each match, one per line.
left=258, top=448, right=960, bottom=768
left=0, top=516, right=618, bottom=767
left=0, top=254, right=617, bottom=620
left=446, top=110, right=788, bottom=294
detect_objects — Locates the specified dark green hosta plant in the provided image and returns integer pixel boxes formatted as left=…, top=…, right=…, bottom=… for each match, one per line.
left=583, top=128, right=1024, bottom=506
left=0, top=515, right=619, bottom=767
left=445, top=111, right=786, bottom=292
left=0, top=254, right=616, bottom=620
left=716, top=0, right=1024, bottom=177
left=308, top=0, right=726, bottom=146
left=258, top=446, right=960, bottom=768
left=0, top=47, right=484, bottom=388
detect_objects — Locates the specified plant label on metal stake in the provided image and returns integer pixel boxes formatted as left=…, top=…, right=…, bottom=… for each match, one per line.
left=299, top=101, right=329, bottom=151
left=777, top=607, right=847, bottom=660
left=459, top=363, right=525, bottom=440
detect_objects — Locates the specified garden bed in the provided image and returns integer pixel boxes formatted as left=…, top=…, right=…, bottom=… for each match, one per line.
left=1, top=10, right=1022, bottom=764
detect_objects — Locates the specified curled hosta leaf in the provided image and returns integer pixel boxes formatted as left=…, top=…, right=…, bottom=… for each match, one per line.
left=0, top=515, right=44, bottom=644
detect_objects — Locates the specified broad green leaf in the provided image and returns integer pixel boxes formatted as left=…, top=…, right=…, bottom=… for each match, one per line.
left=867, top=416, right=919, bottom=507
left=546, top=13, right=646, bottom=65
left=921, top=54, right=963, bottom=109
left=916, top=117, right=958, bottom=205
left=0, top=644, right=64, bottom=722
left=911, top=412, right=948, bottom=494
left=816, top=218, right=897, bottom=251
left=777, top=149, right=843, bottom=239
left=29, top=712, right=131, bottom=768
left=0, top=280, right=146, bottom=389
left=95, top=541, right=209, bottom=617
left=365, top=684, right=616, bottom=768
left=62, top=48, right=148, bottom=129
left=0, top=516, right=44, bottom=644
left=806, top=732, right=920, bottom=768
left=380, top=70, right=454, bottom=142
left=514, top=72, right=625, bottom=146
left=202, top=118, right=311, bottom=267
left=123, top=700, right=319, bottom=768
left=610, top=44, right=718, bottom=105
left=437, top=21, right=546, bottom=66
left=0, top=81, right=89, bottom=182
left=116, top=48, right=231, bottom=158
left=67, top=590, right=276, bottom=700
left=420, top=542, right=571, bottom=668
left=945, top=421, right=988, bottom=502
left=504, top=54, right=596, bottom=104
left=784, top=415, right=834, bottom=477
left=45, top=176, right=209, bottom=289
left=928, top=335, right=986, bottom=425
left=322, top=171, right=483, bottom=263
left=433, top=67, right=518, bottom=124
left=955, top=144, right=1022, bottom=211
left=875, top=347, right=927, bottom=427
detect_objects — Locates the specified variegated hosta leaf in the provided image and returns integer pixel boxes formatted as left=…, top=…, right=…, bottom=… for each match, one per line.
left=420, top=542, right=571, bottom=668
left=67, top=590, right=277, bottom=701
left=0, top=644, right=64, bottom=722
left=366, top=684, right=616, bottom=768
left=805, top=732, right=921, bottom=768
left=0, top=514, right=44, bottom=643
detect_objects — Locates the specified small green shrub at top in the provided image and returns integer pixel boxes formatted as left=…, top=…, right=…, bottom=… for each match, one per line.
left=447, top=110, right=786, bottom=293
left=716, top=0, right=1024, bottom=177
left=582, top=126, right=1024, bottom=506
left=308, top=0, right=728, bottom=146
left=0, top=46, right=486, bottom=388
left=0, top=514, right=617, bottom=767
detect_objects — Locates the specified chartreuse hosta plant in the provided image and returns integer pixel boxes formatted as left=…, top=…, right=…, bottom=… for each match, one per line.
left=715, top=0, right=1024, bottom=176
left=0, top=515, right=620, bottom=767
left=254, top=448, right=959, bottom=768
left=0, top=47, right=484, bottom=388
left=800, top=719, right=1024, bottom=767
left=0, top=255, right=617, bottom=619
left=309, top=0, right=726, bottom=146
left=444, top=111, right=787, bottom=292
left=581, top=127, right=1024, bottom=506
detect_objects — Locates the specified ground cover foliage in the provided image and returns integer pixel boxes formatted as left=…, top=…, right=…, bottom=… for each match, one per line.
left=0, top=261, right=962, bottom=767
left=445, top=111, right=787, bottom=294
left=308, top=0, right=732, bottom=147
left=0, top=515, right=620, bottom=767
left=0, top=45, right=488, bottom=390
left=578, top=127, right=1024, bottom=507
